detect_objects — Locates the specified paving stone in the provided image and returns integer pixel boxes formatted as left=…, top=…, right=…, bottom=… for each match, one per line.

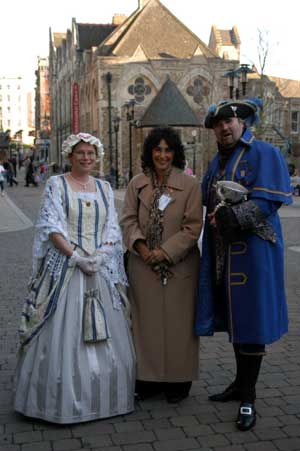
left=0, top=446, right=20, bottom=451
left=13, top=431, right=42, bottom=444
left=5, top=424, right=34, bottom=434
left=244, top=441, right=279, bottom=451
left=111, top=431, right=156, bottom=445
left=123, top=445, right=154, bottom=451
left=142, top=419, right=171, bottom=431
left=42, top=428, right=72, bottom=440
left=114, top=421, right=144, bottom=433
left=170, top=416, right=199, bottom=428
left=197, top=433, right=230, bottom=448
left=153, top=438, right=199, bottom=451
left=21, top=441, right=52, bottom=451
left=0, top=434, right=12, bottom=445
left=183, top=424, right=214, bottom=437
left=71, top=422, right=114, bottom=437
left=52, top=438, right=82, bottom=450
left=154, top=428, right=185, bottom=441
left=81, top=434, right=112, bottom=448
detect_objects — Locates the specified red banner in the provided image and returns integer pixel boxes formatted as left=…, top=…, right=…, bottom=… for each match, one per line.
left=72, top=82, right=80, bottom=133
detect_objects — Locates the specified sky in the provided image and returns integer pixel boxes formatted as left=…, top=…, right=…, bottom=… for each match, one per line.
left=1, top=0, right=299, bottom=92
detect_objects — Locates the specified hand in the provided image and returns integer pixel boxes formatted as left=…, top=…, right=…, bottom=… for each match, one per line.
left=69, top=251, right=97, bottom=276
left=134, top=240, right=151, bottom=264
left=147, top=247, right=168, bottom=266
left=92, top=252, right=106, bottom=271
left=214, top=206, right=240, bottom=241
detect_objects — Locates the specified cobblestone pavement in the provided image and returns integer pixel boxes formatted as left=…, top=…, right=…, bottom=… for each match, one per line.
left=0, top=174, right=300, bottom=451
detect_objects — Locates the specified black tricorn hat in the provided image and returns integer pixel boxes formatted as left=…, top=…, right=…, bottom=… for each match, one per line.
left=204, top=100, right=258, bottom=129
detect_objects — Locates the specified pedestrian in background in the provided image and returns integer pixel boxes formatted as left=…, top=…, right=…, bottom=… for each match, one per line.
left=24, top=156, right=37, bottom=187
left=0, top=159, right=6, bottom=196
left=121, top=127, right=202, bottom=403
left=195, top=99, right=292, bottom=431
left=15, top=132, right=135, bottom=424
left=3, top=158, right=18, bottom=187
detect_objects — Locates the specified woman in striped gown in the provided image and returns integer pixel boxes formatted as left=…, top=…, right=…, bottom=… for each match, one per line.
left=14, top=133, right=135, bottom=424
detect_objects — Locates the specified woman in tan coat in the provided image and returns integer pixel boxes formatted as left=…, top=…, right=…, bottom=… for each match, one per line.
left=121, top=127, right=202, bottom=403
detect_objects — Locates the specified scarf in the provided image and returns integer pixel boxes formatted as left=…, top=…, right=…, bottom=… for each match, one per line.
left=145, top=169, right=173, bottom=285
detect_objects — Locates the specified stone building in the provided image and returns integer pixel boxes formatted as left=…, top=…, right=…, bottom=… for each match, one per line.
left=48, top=0, right=237, bottom=179
left=48, top=0, right=300, bottom=180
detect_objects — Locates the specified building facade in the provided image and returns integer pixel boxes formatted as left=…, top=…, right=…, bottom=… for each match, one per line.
left=47, top=0, right=300, bottom=179
left=0, top=76, right=33, bottom=146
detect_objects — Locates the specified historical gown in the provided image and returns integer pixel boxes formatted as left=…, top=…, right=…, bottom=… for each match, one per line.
left=14, top=175, right=135, bottom=424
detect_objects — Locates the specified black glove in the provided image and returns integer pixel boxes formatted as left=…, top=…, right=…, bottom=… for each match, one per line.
left=215, top=206, right=240, bottom=242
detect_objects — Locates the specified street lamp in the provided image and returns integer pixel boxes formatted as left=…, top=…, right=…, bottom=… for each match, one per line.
left=191, top=129, right=197, bottom=174
left=124, top=99, right=136, bottom=181
left=112, top=115, right=121, bottom=189
left=224, top=64, right=254, bottom=99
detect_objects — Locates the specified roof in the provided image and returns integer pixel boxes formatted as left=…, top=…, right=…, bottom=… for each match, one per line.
left=76, top=23, right=117, bottom=50
left=98, top=0, right=216, bottom=59
left=138, top=77, right=200, bottom=127
left=210, top=25, right=240, bottom=47
left=268, top=76, right=300, bottom=98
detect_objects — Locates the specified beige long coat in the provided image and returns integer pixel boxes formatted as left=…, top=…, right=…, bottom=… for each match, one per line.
left=120, top=167, right=202, bottom=382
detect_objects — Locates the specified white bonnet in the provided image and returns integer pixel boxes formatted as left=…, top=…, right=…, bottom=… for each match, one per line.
left=61, top=133, right=104, bottom=158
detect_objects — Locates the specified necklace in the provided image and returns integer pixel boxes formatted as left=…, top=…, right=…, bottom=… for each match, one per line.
left=69, top=174, right=91, bottom=190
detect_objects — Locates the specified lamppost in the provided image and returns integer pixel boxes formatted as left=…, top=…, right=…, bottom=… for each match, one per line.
left=112, top=115, right=121, bottom=189
left=124, top=99, right=136, bottom=181
left=191, top=129, right=197, bottom=174
left=224, top=64, right=254, bottom=99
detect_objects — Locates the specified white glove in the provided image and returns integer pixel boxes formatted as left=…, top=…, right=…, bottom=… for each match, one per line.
left=69, top=251, right=97, bottom=275
left=92, top=252, right=106, bottom=271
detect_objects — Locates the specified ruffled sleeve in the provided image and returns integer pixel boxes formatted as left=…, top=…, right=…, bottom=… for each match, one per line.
left=98, top=181, right=128, bottom=292
left=32, top=176, right=69, bottom=275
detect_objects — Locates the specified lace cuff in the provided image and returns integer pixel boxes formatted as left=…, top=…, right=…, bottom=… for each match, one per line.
left=232, top=200, right=276, bottom=243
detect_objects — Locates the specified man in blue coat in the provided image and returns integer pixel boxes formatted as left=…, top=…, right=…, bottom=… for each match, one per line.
left=195, top=99, right=292, bottom=431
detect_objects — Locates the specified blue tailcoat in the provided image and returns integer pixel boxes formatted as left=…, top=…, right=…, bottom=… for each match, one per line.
left=195, top=129, right=293, bottom=344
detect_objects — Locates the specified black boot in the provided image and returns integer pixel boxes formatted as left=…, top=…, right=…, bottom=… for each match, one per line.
left=209, top=344, right=241, bottom=402
left=164, top=381, right=192, bottom=404
left=236, top=354, right=263, bottom=431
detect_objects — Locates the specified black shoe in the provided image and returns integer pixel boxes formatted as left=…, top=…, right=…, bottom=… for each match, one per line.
left=166, top=392, right=189, bottom=404
left=236, top=402, right=256, bottom=431
left=209, top=383, right=241, bottom=402
left=135, top=380, right=163, bottom=401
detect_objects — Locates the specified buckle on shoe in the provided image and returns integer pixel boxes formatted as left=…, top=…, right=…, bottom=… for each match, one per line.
left=240, top=406, right=252, bottom=415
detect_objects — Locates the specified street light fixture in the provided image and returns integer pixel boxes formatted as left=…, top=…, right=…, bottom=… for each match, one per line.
left=224, top=64, right=254, bottom=99
left=112, top=115, right=121, bottom=189
left=124, top=99, right=136, bottom=181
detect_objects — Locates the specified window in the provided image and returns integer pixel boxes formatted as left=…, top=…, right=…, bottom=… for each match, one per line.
left=7, top=85, right=10, bottom=89
left=7, top=95, right=10, bottom=102
left=291, top=111, right=299, bottom=133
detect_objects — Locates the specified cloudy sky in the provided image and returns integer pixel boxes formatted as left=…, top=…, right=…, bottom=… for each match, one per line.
left=1, top=0, right=298, bottom=91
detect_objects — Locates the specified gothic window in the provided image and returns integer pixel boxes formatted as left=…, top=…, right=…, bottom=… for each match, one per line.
left=128, top=77, right=151, bottom=104
left=186, top=77, right=210, bottom=104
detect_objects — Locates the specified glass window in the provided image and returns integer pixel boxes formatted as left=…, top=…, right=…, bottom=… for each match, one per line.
left=291, top=111, right=299, bottom=133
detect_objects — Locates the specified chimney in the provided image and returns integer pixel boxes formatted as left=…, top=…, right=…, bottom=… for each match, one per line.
left=112, top=14, right=127, bottom=25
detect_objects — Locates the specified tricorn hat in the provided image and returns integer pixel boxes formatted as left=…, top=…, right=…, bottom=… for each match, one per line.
left=204, top=99, right=259, bottom=129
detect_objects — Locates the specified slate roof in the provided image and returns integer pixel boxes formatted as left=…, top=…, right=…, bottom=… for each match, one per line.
left=138, top=77, right=200, bottom=127
left=269, top=76, right=300, bottom=98
left=76, top=23, right=117, bottom=50
left=98, top=0, right=216, bottom=59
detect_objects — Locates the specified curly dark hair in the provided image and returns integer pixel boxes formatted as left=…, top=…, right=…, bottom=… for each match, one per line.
left=141, top=127, right=185, bottom=171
